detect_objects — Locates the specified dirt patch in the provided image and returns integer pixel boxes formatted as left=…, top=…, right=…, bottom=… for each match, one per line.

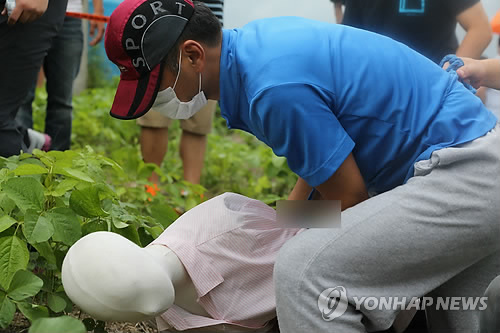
left=0, top=311, right=158, bottom=333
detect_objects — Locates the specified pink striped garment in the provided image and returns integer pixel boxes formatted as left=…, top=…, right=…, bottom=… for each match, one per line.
left=151, top=192, right=304, bottom=332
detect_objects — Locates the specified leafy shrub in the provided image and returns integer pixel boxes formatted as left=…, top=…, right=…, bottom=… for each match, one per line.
left=0, top=148, right=176, bottom=330
left=1, top=83, right=297, bottom=331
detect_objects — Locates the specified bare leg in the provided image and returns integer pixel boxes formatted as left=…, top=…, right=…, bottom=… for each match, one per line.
left=180, top=130, right=207, bottom=184
left=140, top=126, right=168, bottom=184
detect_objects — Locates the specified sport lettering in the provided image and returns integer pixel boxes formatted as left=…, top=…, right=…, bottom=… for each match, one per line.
left=125, top=38, right=140, bottom=51
left=175, top=2, right=186, bottom=15
left=150, top=1, right=167, bottom=15
left=131, top=14, right=147, bottom=29
left=133, top=57, right=146, bottom=67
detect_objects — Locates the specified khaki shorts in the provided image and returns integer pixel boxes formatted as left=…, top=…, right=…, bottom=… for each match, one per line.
left=137, top=100, right=216, bottom=135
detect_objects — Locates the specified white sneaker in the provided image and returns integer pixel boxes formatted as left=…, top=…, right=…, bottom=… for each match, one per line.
left=26, top=129, right=52, bottom=153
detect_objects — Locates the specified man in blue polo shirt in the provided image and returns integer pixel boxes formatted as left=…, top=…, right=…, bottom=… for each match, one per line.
left=104, top=0, right=500, bottom=332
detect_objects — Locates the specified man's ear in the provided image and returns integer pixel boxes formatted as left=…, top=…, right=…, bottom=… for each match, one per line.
left=181, top=40, right=205, bottom=72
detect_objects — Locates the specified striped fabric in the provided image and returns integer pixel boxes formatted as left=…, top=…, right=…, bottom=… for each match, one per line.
left=200, top=0, right=224, bottom=25
left=151, top=193, right=304, bottom=332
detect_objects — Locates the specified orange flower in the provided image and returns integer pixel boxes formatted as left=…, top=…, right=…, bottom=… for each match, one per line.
left=145, top=183, right=159, bottom=197
left=493, top=10, right=500, bottom=34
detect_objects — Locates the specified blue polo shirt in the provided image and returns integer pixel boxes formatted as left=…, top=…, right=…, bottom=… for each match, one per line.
left=218, top=17, right=497, bottom=193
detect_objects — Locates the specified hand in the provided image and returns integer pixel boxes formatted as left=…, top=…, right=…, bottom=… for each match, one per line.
left=89, top=13, right=105, bottom=46
left=5, top=0, right=48, bottom=25
left=456, top=57, right=486, bottom=89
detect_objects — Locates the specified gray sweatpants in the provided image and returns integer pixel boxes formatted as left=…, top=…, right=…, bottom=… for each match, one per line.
left=274, top=124, right=500, bottom=333
left=480, top=275, right=500, bottom=333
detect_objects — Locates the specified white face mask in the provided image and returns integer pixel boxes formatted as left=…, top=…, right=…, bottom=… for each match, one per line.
left=152, top=51, right=208, bottom=119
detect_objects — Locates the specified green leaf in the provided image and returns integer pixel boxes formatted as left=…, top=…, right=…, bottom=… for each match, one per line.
left=18, top=153, right=33, bottom=161
left=14, top=164, right=48, bottom=176
left=144, top=225, right=164, bottom=239
left=53, top=167, right=94, bottom=183
left=49, top=179, right=80, bottom=197
left=185, top=197, right=198, bottom=211
left=69, top=186, right=108, bottom=218
left=150, top=204, right=179, bottom=229
left=46, top=150, right=66, bottom=160
left=2, top=177, right=45, bottom=213
left=271, top=155, right=286, bottom=168
left=29, top=316, right=86, bottom=333
left=23, top=210, right=54, bottom=244
left=112, top=225, right=141, bottom=246
left=6, top=270, right=43, bottom=301
left=111, top=218, right=129, bottom=229
left=47, top=293, right=66, bottom=313
left=0, top=194, right=16, bottom=216
left=17, top=302, right=49, bottom=322
left=45, top=208, right=82, bottom=246
left=0, top=236, right=29, bottom=290
left=0, top=291, right=15, bottom=329
left=39, top=157, right=55, bottom=169
left=0, top=216, right=16, bottom=234
left=81, top=218, right=108, bottom=236
left=31, top=242, right=56, bottom=266
left=138, top=227, right=154, bottom=247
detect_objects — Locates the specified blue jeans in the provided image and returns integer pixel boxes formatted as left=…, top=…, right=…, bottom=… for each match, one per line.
left=16, top=16, right=83, bottom=151
left=0, top=0, right=67, bottom=157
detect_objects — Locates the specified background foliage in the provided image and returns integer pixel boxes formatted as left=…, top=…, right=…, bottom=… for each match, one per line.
left=0, top=79, right=296, bottom=332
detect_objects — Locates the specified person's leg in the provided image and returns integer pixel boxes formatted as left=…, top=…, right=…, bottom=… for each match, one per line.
left=480, top=275, right=500, bottom=333
left=43, top=16, right=84, bottom=151
left=179, top=100, right=215, bottom=184
left=137, top=110, right=172, bottom=184
left=180, top=132, right=207, bottom=184
left=0, top=0, right=67, bottom=157
left=15, top=80, right=36, bottom=130
left=425, top=251, right=500, bottom=332
left=274, top=125, right=500, bottom=333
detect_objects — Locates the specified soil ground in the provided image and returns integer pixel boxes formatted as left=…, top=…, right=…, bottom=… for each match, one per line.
left=0, top=310, right=158, bottom=333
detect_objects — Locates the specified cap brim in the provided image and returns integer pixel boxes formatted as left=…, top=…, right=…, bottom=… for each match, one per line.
left=110, top=63, right=163, bottom=120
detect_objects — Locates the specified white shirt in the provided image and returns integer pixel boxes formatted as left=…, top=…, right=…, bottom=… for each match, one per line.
left=67, top=0, right=83, bottom=13
left=151, top=193, right=304, bottom=331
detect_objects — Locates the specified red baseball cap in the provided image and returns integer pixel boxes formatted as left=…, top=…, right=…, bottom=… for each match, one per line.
left=105, top=0, right=195, bottom=119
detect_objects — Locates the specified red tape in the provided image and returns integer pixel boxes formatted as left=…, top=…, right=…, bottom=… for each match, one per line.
left=66, top=11, right=110, bottom=23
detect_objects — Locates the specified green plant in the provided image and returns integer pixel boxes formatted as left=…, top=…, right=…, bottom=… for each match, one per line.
left=6, top=83, right=298, bottom=332
left=0, top=148, right=172, bottom=330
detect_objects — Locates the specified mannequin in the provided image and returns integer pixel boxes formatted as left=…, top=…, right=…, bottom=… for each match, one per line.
left=62, top=232, right=209, bottom=322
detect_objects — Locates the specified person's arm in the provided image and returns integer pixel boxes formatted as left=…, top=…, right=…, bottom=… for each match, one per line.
left=455, top=2, right=492, bottom=59
left=457, top=57, right=500, bottom=90
left=315, top=153, right=369, bottom=211
left=1, top=0, right=48, bottom=25
left=89, top=0, right=105, bottom=46
left=252, top=84, right=360, bottom=208
left=288, top=178, right=313, bottom=200
left=288, top=155, right=370, bottom=211
left=334, top=2, right=344, bottom=24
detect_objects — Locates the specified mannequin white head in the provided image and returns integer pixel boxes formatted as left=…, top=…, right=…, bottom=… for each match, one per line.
left=62, top=232, right=175, bottom=322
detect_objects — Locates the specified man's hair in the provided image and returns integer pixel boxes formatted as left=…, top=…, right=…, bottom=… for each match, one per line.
left=163, top=1, right=222, bottom=73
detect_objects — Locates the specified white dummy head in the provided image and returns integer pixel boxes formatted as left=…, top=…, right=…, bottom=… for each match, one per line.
left=62, top=232, right=175, bottom=322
